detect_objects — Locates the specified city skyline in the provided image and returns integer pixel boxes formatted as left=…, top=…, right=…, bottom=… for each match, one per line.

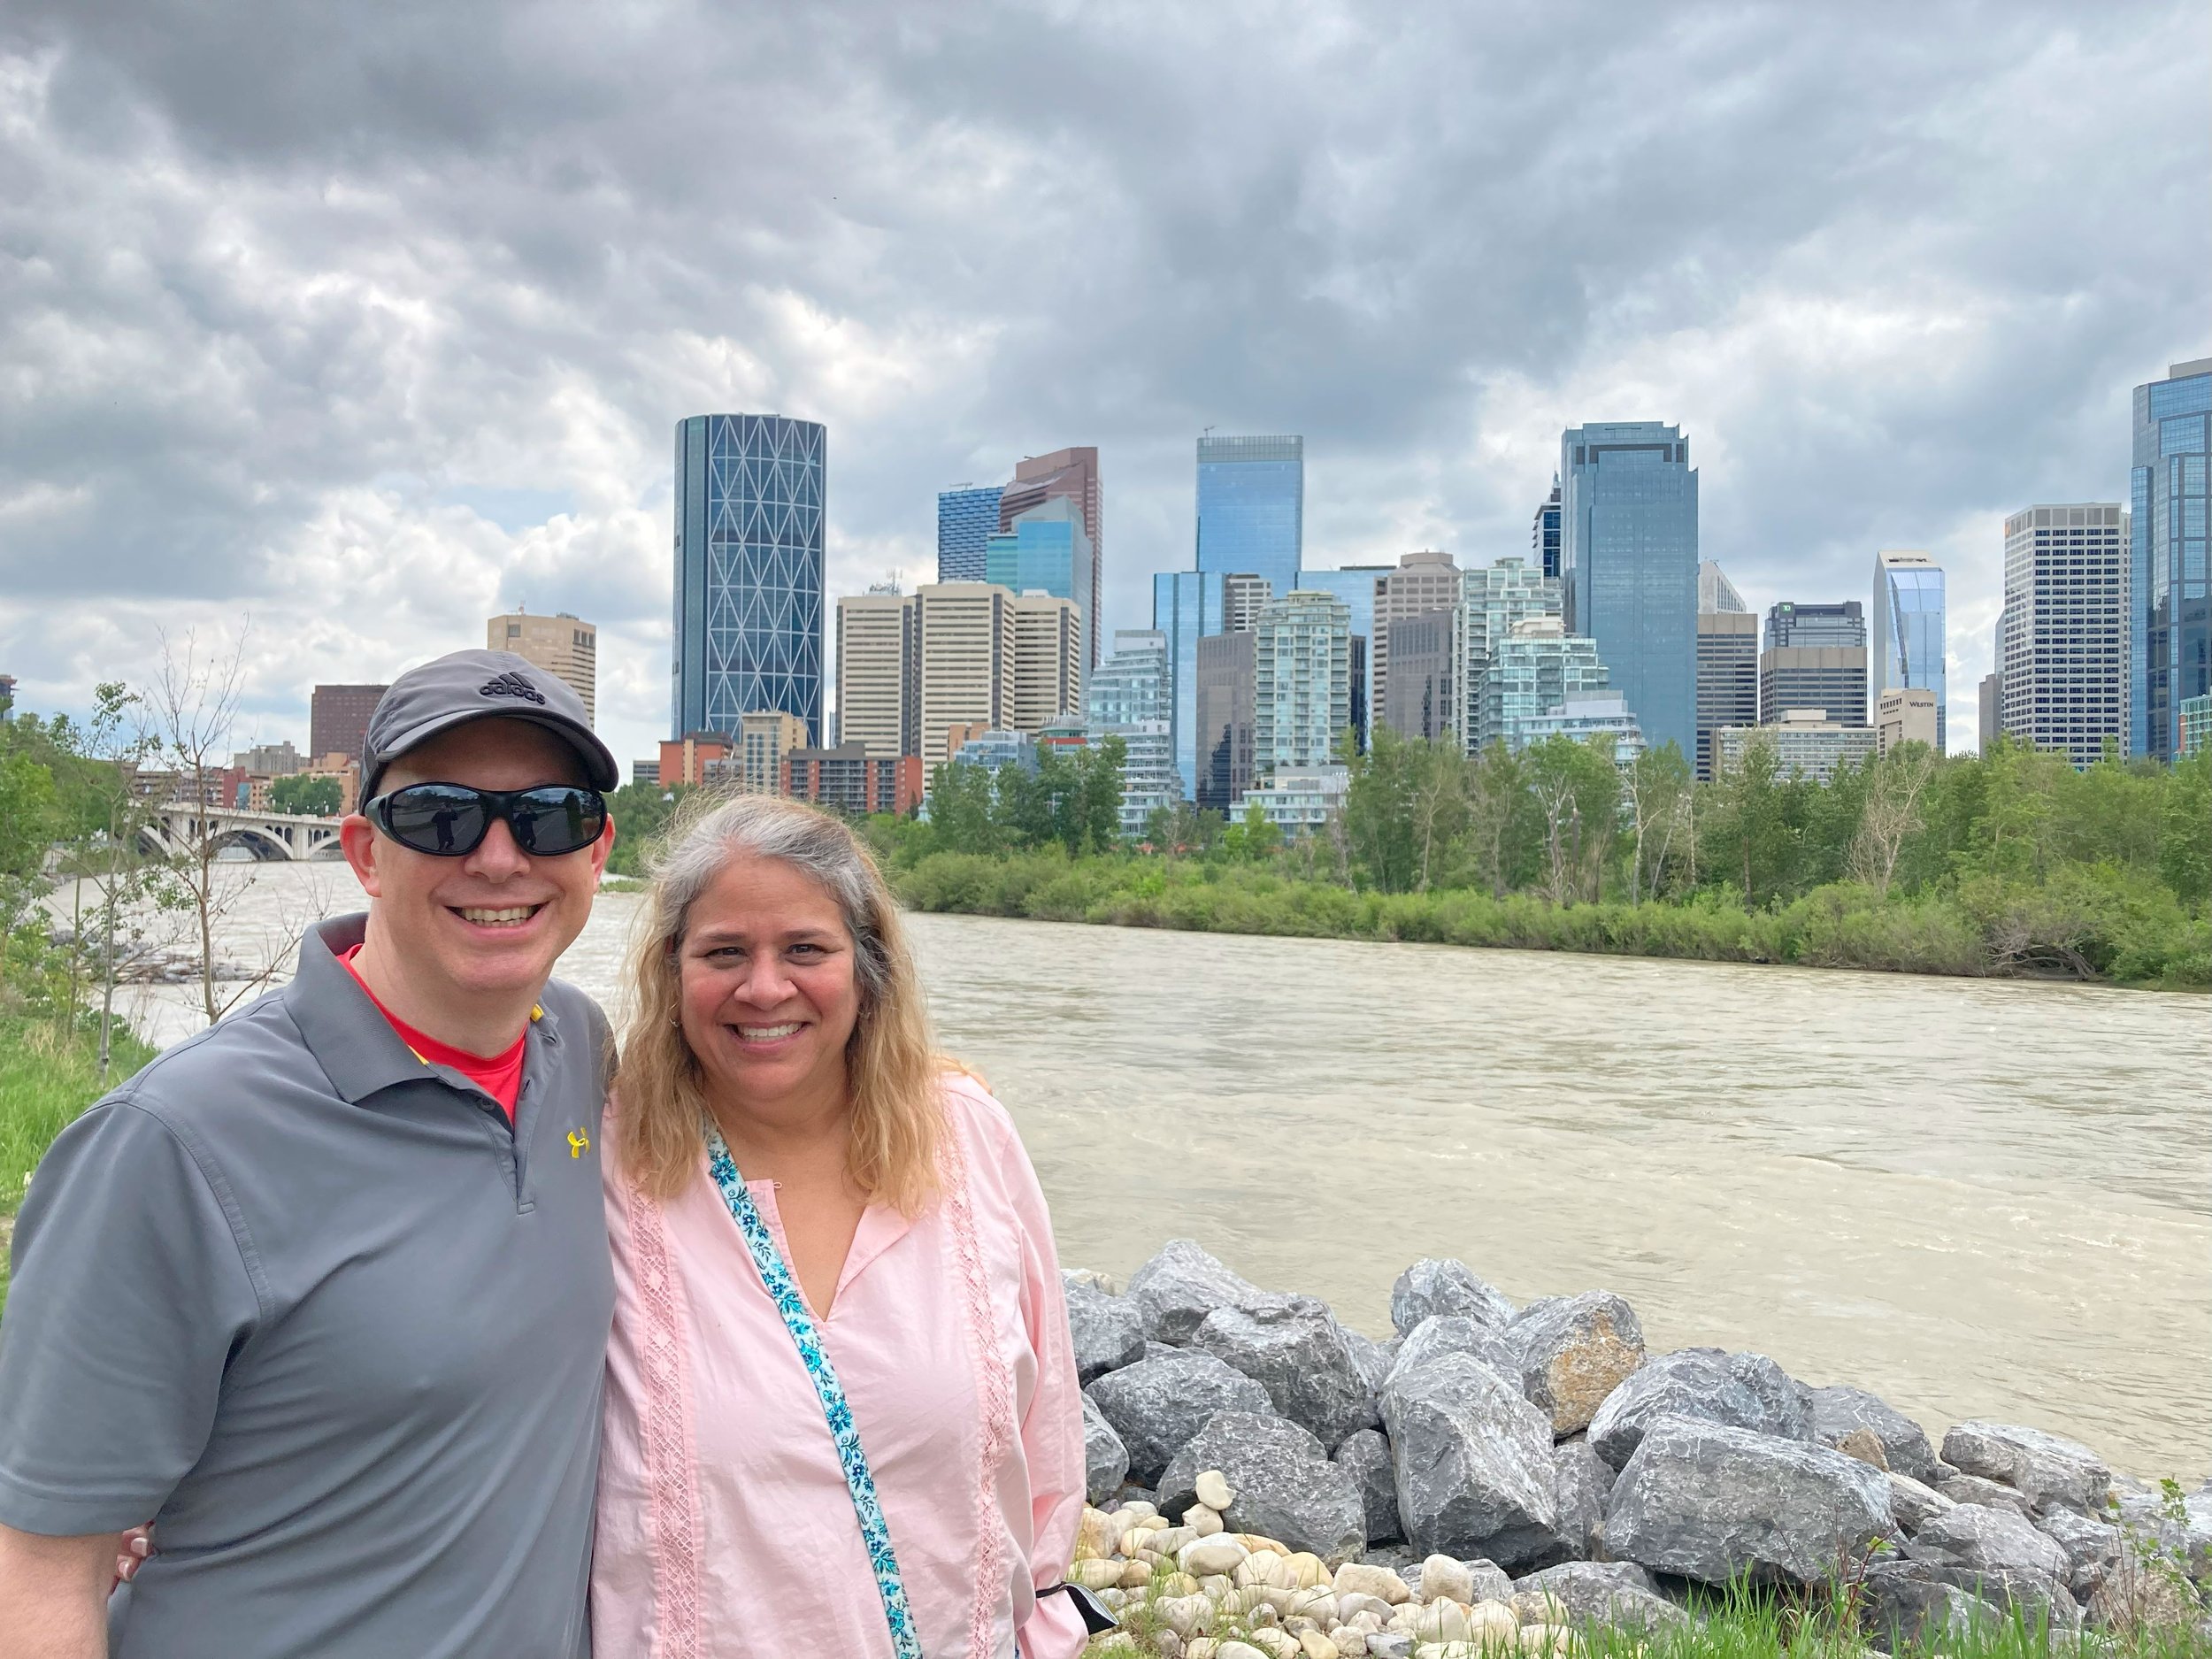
left=2, top=4, right=2205, bottom=778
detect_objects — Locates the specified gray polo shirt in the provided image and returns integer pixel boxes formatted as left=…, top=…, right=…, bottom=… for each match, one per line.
left=0, top=916, right=615, bottom=1658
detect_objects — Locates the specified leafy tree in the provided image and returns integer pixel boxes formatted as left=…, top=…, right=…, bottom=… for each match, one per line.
left=1342, top=727, right=1423, bottom=893
left=1621, top=741, right=1693, bottom=903
left=271, top=774, right=342, bottom=817
left=1701, top=731, right=1795, bottom=905
left=1847, top=743, right=1937, bottom=899
left=2159, top=744, right=2211, bottom=904
left=1221, top=799, right=1282, bottom=863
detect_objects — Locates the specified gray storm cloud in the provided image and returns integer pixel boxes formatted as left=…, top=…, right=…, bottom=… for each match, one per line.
left=1, top=0, right=2203, bottom=765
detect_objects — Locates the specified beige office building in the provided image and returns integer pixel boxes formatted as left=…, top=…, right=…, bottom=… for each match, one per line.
left=728, top=710, right=810, bottom=795
left=1876, top=687, right=1939, bottom=757
left=916, top=584, right=1013, bottom=770
left=836, top=588, right=918, bottom=758
left=488, top=609, right=597, bottom=724
left=1717, top=708, right=1877, bottom=785
left=1370, top=550, right=1462, bottom=725
left=1010, top=594, right=1082, bottom=733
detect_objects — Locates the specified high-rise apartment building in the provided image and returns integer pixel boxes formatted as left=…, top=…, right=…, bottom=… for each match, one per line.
left=916, top=583, right=1012, bottom=770
left=935, top=485, right=1002, bottom=584
left=1086, top=629, right=1177, bottom=836
left=1698, top=560, right=1747, bottom=614
left=672, top=413, right=826, bottom=742
left=2001, top=503, right=2129, bottom=768
left=1221, top=572, right=1274, bottom=634
left=1252, top=590, right=1351, bottom=778
left=1152, top=568, right=1229, bottom=801
left=986, top=497, right=1094, bottom=659
left=1559, top=421, right=1698, bottom=757
left=1294, top=567, right=1387, bottom=749
left=731, top=710, right=810, bottom=795
left=1196, top=434, right=1303, bottom=599
left=1194, top=632, right=1256, bottom=813
left=2131, top=357, right=2211, bottom=759
left=1383, top=611, right=1457, bottom=743
left=783, top=747, right=925, bottom=817
left=1532, top=479, right=1563, bottom=581
left=999, top=448, right=1102, bottom=665
left=1455, top=557, right=1563, bottom=749
left=311, top=684, right=388, bottom=767
left=1473, top=617, right=1612, bottom=752
left=1762, top=602, right=1869, bottom=728
left=1010, top=594, right=1082, bottom=732
left=1695, top=611, right=1758, bottom=782
left=1872, top=551, right=1947, bottom=752
left=1370, top=551, right=1462, bottom=727
left=488, top=609, right=597, bottom=724
left=835, top=587, right=919, bottom=758
left=1521, top=695, right=1646, bottom=768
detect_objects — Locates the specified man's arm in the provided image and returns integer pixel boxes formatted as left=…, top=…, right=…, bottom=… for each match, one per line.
left=0, top=1522, right=114, bottom=1658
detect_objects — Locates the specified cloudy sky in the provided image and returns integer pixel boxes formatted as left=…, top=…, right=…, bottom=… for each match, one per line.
left=3, top=0, right=2204, bottom=768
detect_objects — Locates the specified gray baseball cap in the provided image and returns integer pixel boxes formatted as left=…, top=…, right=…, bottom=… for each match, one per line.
left=361, top=649, right=620, bottom=799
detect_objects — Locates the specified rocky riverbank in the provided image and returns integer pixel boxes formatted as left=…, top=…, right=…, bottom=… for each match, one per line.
left=1066, top=1243, right=2212, bottom=1657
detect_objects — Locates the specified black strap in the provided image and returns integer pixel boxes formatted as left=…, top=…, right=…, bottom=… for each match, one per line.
left=1042, top=1580, right=1119, bottom=1634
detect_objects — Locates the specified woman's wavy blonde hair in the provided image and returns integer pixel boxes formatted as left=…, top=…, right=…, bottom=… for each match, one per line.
left=615, top=793, right=944, bottom=1214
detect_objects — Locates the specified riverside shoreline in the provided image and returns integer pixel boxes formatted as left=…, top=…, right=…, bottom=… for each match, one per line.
left=888, top=855, right=2212, bottom=993
left=1066, top=1240, right=2212, bottom=1657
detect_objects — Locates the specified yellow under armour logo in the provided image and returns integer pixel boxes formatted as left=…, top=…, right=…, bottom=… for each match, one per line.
left=567, top=1129, right=591, bottom=1159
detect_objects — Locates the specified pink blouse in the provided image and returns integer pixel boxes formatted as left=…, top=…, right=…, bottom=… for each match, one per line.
left=592, top=1075, right=1089, bottom=1659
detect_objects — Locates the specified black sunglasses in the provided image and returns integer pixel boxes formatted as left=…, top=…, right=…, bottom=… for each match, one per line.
left=366, top=782, right=608, bottom=858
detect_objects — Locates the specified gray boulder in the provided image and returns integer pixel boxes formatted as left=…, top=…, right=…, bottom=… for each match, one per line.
left=1908, top=1502, right=2077, bottom=1621
left=1502, top=1292, right=1647, bottom=1436
left=1858, top=1559, right=2003, bottom=1649
left=1343, top=1326, right=1394, bottom=1398
left=1512, top=1561, right=1686, bottom=1631
left=1156, top=1410, right=1365, bottom=1565
left=1806, top=1384, right=1939, bottom=1483
left=1192, top=1295, right=1372, bottom=1450
left=1941, top=1421, right=2112, bottom=1517
left=1886, top=1471, right=1958, bottom=1534
left=1081, top=1392, right=1130, bottom=1505
left=1588, top=1348, right=1811, bottom=1470
left=1084, top=1350, right=1273, bottom=1485
left=1603, top=1415, right=1892, bottom=1586
left=1065, top=1279, right=1148, bottom=1384
left=2035, top=1506, right=2122, bottom=1602
left=1384, top=1315, right=1517, bottom=1390
left=1143, top=1340, right=1183, bottom=1361
left=1332, top=1427, right=1402, bottom=1546
left=1380, top=1349, right=1558, bottom=1570
left=1541, top=1439, right=1617, bottom=1566
left=1936, top=1471, right=2035, bottom=1519
left=1389, top=1258, right=1516, bottom=1334
left=1125, top=1239, right=1281, bottom=1344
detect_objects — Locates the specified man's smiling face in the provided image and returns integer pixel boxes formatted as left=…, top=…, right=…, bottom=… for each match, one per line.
left=342, top=718, right=609, bottom=1007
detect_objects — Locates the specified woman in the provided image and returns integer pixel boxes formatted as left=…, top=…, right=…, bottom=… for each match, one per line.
left=591, top=795, right=1090, bottom=1659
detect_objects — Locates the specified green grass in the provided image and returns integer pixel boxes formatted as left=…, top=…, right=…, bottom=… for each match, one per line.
left=1, top=1016, right=155, bottom=1311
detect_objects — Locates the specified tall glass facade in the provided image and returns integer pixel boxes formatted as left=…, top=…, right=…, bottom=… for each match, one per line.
left=1559, top=422, right=1699, bottom=758
left=2131, top=358, right=2212, bottom=760
left=985, top=497, right=1095, bottom=636
left=935, top=485, right=1002, bottom=583
left=1196, top=434, right=1304, bottom=599
left=1153, top=569, right=1227, bottom=800
left=1872, top=551, right=1947, bottom=752
left=1532, top=478, right=1562, bottom=580
left=673, top=414, right=826, bottom=742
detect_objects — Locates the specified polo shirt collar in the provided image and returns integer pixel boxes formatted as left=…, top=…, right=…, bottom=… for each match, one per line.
left=287, top=914, right=563, bottom=1104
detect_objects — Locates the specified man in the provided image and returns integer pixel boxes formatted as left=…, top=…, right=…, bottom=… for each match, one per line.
left=0, top=650, right=620, bottom=1657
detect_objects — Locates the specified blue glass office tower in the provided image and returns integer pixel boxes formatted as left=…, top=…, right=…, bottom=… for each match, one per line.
left=1873, top=551, right=1947, bottom=752
left=936, top=485, right=1002, bottom=583
left=1153, top=569, right=1228, bottom=800
left=1532, top=478, right=1563, bottom=581
left=1559, top=422, right=1699, bottom=757
left=2131, top=358, right=2212, bottom=760
left=986, top=498, right=1095, bottom=617
left=672, top=414, right=826, bottom=742
left=1196, top=434, right=1303, bottom=598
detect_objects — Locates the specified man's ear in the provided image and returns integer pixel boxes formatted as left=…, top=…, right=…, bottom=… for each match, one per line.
left=339, top=815, right=384, bottom=898
left=588, top=815, right=616, bottom=883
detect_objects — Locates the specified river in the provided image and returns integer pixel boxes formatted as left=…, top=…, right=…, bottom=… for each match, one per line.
left=74, top=862, right=2212, bottom=1478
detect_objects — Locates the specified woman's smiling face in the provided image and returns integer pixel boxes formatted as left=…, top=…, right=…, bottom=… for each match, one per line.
left=677, top=852, right=862, bottom=1118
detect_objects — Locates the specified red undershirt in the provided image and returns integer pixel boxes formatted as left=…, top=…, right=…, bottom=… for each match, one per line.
left=339, top=945, right=526, bottom=1120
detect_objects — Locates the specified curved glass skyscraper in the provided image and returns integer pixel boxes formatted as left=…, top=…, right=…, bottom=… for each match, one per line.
left=672, top=414, right=826, bottom=743
left=1872, top=550, right=1947, bottom=752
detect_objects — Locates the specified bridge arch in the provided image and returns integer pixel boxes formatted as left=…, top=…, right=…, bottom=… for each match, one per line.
left=208, top=826, right=296, bottom=863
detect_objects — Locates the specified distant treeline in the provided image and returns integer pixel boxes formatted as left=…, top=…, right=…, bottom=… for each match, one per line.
left=616, top=730, right=2208, bottom=987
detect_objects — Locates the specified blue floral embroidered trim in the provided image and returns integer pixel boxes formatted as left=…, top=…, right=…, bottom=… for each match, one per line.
left=703, top=1124, right=924, bottom=1659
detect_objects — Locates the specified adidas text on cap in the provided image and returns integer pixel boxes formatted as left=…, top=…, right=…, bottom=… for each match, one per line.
left=360, top=649, right=620, bottom=799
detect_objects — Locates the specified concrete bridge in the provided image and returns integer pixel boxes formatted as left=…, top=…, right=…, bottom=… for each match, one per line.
left=142, top=804, right=348, bottom=863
